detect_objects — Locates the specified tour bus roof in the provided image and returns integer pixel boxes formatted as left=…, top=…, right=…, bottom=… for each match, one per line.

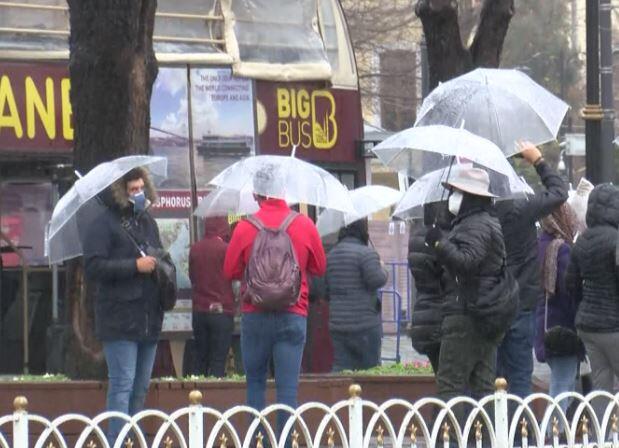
left=0, top=0, right=357, bottom=88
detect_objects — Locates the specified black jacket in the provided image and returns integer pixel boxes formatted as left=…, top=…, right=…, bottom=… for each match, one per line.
left=435, top=198, right=506, bottom=317
left=81, top=187, right=164, bottom=342
left=408, top=225, right=454, bottom=354
left=326, top=236, right=388, bottom=332
left=567, top=184, right=619, bottom=332
left=495, top=161, right=568, bottom=311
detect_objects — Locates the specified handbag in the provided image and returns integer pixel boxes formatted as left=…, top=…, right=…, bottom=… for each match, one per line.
left=467, top=259, right=519, bottom=340
left=120, top=217, right=178, bottom=312
left=543, top=295, right=581, bottom=357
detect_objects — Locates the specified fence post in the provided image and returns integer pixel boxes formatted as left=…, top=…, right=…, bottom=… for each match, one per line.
left=12, top=396, right=29, bottom=448
left=494, top=378, right=509, bottom=448
left=188, top=390, right=204, bottom=448
left=348, top=384, right=363, bottom=447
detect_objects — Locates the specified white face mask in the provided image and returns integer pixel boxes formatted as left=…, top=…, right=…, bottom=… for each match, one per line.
left=448, top=191, right=464, bottom=216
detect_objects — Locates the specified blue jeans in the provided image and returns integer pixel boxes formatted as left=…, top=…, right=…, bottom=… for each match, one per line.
left=330, top=325, right=382, bottom=372
left=547, top=355, right=579, bottom=414
left=103, top=340, right=158, bottom=444
left=497, top=310, right=535, bottom=398
left=241, top=312, right=306, bottom=437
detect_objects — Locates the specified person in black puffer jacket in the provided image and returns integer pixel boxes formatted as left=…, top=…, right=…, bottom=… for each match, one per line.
left=81, top=167, right=164, bottom=445
left=495, top=142, right=568, bottom=398
left=408, top=201, right=454, bottom=374
left=566, top=183, right=619, bottom=393
left=425, top=167, right=507, bottom=401
left=326, top=219, right=388, bottom=372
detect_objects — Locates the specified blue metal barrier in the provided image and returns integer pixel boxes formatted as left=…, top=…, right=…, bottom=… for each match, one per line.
left=378, top=261, right=413, bottom=363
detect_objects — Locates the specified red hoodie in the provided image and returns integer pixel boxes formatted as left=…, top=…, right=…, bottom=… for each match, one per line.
left=223, top=199, right=326, bottom=317
left=189, top=217, right=235, bottom=314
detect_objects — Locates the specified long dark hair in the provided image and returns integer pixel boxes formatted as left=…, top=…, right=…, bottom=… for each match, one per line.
left=338, top=218, right=369, bottom=245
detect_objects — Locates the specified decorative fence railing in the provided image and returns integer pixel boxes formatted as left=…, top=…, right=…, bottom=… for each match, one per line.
left=3, top=379, right=619, bottom=448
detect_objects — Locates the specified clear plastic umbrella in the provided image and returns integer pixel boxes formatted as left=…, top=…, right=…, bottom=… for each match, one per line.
left=45, top=155, right=168, bottom=264
left=207, top=155, right=355, bottom=213
left=372, top=125, right=517, bottom=180
left=316, top=185, right=403, bottom=236
left=415, top=68, right=569, bottom=156
left=193, top=185, right=260, bottom=218
left=392, top=164, right=533, bottom=220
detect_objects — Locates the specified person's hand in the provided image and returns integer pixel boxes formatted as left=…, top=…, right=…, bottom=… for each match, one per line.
left=136, top=256, right=157, bottom=273
left=516, top=141, right=543, bottom=165
left=424, top=226, right=443, bottom=248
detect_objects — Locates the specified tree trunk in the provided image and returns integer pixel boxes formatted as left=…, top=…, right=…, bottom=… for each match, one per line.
left=64, top=0, right=158, bottom=378
left=416, top=0, right=515, bottom=90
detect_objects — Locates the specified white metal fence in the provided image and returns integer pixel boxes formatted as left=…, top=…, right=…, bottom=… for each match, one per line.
left=3, top=379, right=619, bottom=448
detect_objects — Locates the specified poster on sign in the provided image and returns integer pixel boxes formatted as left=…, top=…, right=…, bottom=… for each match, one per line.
left=149, top=67, right=191, bottom=189
left=190, top=67, right=255, bottom=188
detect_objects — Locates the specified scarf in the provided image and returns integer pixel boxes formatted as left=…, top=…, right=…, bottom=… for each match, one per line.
left=541, top=204, right=577, bottom=298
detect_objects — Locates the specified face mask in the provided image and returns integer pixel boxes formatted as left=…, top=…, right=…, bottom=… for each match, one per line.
left=129, top=191, right=146, bottom=213
left=448, top=191, right=464, bottom=216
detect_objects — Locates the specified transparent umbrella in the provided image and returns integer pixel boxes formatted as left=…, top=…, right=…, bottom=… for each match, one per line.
left=316, top=185, right=403, bottom=236
left=392, top=164, right=532, bottom=220
left=372, top=125, right=517, bottom=180
left=193, top=185, right=260, bottom=218
left=415, top=68, right=569, bottom=156
left=45, top=155, right=168, bottom=264
left=207, top=155, right=355, bottom=213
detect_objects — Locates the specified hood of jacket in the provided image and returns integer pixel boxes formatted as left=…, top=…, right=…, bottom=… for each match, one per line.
left=109, top=167, right=158, bottom=211
left=586, top=183, right=619, bottom=228
left=203, top=216, right=230, bottom=239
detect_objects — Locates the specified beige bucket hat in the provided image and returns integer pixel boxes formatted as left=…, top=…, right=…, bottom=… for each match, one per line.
left=442, top=167, right=497, bottom=198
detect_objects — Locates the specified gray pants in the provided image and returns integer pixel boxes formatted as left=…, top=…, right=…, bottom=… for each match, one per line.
left=578, top=330, right=619, bottom=392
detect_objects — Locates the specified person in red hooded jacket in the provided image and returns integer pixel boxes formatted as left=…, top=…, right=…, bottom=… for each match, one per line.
left=223, top=165, right=326, bottom=437
left=189, top=216, right=235, bottom=378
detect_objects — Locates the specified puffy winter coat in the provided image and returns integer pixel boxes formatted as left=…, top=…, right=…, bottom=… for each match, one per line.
left=326, top=236, right=388, bottom=332
left=496, top=161, right=568, bottom=311
left=567, top=184, right=619, bottom=332
left=435, top=197, right=507, bottom=318
left=81, top=175, right=164, bottom=342
left=408, top=225, right=454, bottom=354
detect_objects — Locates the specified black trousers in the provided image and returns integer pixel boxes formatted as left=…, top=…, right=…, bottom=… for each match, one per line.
left=192, top=312, right=234, bottom=378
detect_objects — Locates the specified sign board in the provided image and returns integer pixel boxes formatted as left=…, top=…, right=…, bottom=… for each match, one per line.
left=565, top=133, right=585, bottom=156
left=256, top=81, right=362, bottom=163
left=0, top=62, right=72, bottom=153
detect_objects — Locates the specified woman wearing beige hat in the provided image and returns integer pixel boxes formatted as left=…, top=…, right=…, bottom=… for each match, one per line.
left=425, top=166, right=514, bottom=402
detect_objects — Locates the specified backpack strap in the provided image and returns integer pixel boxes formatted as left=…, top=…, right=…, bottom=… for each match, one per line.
left=246, top=212, right=298, bottom=231
left=278, top=211, right=299, bottom=232
left=245, top=215, right=265, bottom=231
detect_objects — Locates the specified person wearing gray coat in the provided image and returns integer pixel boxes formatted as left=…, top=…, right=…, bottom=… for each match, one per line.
left=325, top=219, right=388, bottom=372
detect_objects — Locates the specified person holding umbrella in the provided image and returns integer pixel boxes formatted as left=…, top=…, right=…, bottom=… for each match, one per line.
left=407, top=201, right=454, bottom=375
left=223, top=164, right=326, bottom=442
left=495, top=142, right=568, bottom=398
left=81, top=167, right=164, bottom=444
left=424, top=167, right=509, bottom=401
left=325, top=218, right=388, bottom=372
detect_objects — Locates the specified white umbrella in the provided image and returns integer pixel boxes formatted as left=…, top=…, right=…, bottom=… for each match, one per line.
left=392, top=164, right=532, bottom=220
left=415, top=68, right=569, bottom=156
left=316, top=185, right=402, bottom=236
left=207, top=155, right=355, bottom=214
left=193, top=185, right=260, bottom=218
left=372, top=125, right=518, bottom=180
left=45, top=155, right=168, bottom=264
